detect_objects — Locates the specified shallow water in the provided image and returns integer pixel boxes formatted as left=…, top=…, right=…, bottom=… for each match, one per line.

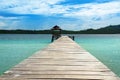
left=0, top=34, right=51, bottom=75
left=0, top=34, right=120, bottom=77
left=75, top=34, right=120, bottom=77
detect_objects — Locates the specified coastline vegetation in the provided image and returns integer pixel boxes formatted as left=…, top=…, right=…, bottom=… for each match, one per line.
left=0, top=24, right=120, bottom=34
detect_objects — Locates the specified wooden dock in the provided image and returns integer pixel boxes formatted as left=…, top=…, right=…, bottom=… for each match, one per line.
left=0, top=36, right=120, bottom=80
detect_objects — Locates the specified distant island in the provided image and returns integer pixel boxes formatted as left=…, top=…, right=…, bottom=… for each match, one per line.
left=0, top=24, right=120, bottom=34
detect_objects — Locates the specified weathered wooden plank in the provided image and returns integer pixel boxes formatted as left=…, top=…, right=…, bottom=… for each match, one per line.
left=0, top=74, right=118, bottom=80
left=0, top=36, right=119, bottom=80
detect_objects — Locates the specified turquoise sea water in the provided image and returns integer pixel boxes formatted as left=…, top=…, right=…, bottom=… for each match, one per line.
left=0, top=34, right=120, bottom=77
left=0, top=34, right=51, bottom=75
left=75, top=34, right=120, bottom=77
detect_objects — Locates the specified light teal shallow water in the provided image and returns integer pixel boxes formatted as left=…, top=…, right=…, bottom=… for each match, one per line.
left=75, top=34, right=120, bottom=77
left=0, top=34, right=51, bottom=75
left=0, top=34, right=120, bottom=77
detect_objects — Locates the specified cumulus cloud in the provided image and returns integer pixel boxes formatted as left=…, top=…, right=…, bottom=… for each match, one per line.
left=0, top=22, right=6, bottom=26
left=63, top=1, right=120, bottom=17
left=0, top=0, right=120, bottom=30
left=0, top=0, right=120, bottom=17
left=0, top=16, right=23, bottom=29
left=0, top=16, right=19, bottom=20
left=62, top=1, right=120, bottom=30
left=0, top=0, right=66, bottom=15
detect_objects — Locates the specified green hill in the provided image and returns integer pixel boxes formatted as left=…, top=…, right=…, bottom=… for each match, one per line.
left=0, top=24, right=120, bottom=34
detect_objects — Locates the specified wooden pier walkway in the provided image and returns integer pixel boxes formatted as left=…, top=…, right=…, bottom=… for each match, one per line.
left=0, top=36, right=120, bottom=80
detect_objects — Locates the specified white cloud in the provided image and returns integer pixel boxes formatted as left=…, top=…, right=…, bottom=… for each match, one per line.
left=0, top=0, right=120, bottom=17
left=0, top=16, right=22, bottom=29
left=0, top=0, right=120, bottom=30
left=0, top=0, right=66, bottom=15
left=0, top=16, right=19, bottom=20
left=41, top=0, right=65, bottom=4
left=62, top=1, right=120, bottom=30
left=0, top=22, right=6, bottom=27
left=63, top=1, right=120, bottom=18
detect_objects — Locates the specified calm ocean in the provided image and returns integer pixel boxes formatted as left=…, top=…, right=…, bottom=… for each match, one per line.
left=75, top=34, right=120, bottom=77
left=0, top=34, right=51, bottom=75
left=0, top=34, right=120, bottom=77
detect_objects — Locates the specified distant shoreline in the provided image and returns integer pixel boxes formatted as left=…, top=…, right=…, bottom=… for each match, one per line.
left=0, top=24, right=120, bottom=34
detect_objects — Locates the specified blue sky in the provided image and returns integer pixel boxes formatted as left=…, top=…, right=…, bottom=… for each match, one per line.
left=0, top=0, right=120, bottom=30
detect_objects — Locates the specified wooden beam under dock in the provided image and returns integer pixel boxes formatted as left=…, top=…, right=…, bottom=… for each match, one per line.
left=0, top=36, right=120, bottom=80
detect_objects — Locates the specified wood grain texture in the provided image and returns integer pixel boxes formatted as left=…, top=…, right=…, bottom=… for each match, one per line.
left=0, top=36, right=119, bottom=80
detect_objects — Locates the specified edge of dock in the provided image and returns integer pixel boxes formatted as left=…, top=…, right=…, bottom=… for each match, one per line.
left=0, top=36, right=120, bottom=80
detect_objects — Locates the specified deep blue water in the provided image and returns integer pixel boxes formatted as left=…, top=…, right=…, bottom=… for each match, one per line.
left=0, top=34, right=120, bottom=77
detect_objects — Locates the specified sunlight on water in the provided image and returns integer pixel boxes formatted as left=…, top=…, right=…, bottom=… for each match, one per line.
left=0, top=34, right=120, bottom=77
left=75, top=34, right=120, bottom=77
left=0, top=34, right=51, bottom=75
